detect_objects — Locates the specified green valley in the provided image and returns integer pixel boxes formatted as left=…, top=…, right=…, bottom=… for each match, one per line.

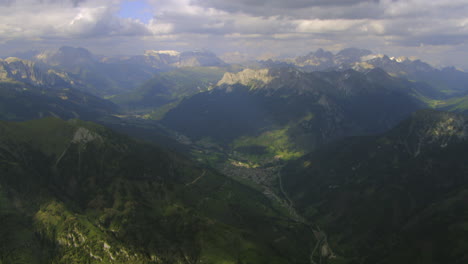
left=0, top=117, right=314, bottom=263
left=282, top=110, right=468, bottom=264
left=2, top=46, right=468, bottom=264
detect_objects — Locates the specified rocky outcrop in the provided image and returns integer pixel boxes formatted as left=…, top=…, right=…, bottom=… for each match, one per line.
left=72, top=127, right=104, bottom=144
left=393, top=110, right=468, bottom=156
left=217, top=68, right=275, bottom=86
left=119, top=49, right=226, bottom=69
left=0, top=57, right=72, bottom=87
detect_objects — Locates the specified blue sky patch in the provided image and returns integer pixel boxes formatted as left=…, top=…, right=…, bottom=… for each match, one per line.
left=118, top=0, right=153, bottom=24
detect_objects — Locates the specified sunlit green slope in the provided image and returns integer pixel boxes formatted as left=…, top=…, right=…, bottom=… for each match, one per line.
left=0, top=117, right=312, bottom=264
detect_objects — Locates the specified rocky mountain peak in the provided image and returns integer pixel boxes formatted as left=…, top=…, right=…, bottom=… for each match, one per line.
left=1, top=56, right=75, bottom=87
left=292, top=48, right=374, bottom=70
left=392, top=110, right=468, bottom=156
left=144, top=50, right=181, bottom=57
left=0, top=57, right=46, bottom=84
left=336, top=48, right=373, bottom=58
left=335, top=48, right=373, bottom=65
left=4, top=57, right=33, bottom=65
left=177, top=50, right=225, bottom=67
left=295, top=49, right=334, bottom=67
left=36, top=46, right=95, bottom=67
left=314, top=48, right=334, bottom=58
left=71, top=127, right=103, bottom=144
left=217, top=67, right=305, bottom=89
left=406, top=110, right=467, bottom=138
left=217, top=68, right=275, bottom=86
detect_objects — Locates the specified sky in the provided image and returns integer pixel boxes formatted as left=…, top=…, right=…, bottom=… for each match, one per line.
left=0, top=0, right=468, bottom=68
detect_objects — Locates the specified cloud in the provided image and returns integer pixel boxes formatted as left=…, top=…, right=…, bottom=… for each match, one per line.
left=67, top=6, right=151, bottom=37
left=191, top=0, right=379, bottom=14
left=0, top=0, right=88, bottom=8
left=0, top=0, right=152, bottom=41
left=1, top=0, right=468, bottom=69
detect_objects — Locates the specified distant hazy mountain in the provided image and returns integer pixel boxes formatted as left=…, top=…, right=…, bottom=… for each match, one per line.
left=111, top=67, right=228, bottom=119
left=258, top=48, right=373, bottom=71
left=282, top=109, right=468, bottom=264
left=110, top=49, right=226, bottom=69
left=0, top=57, right=119, bottom=121
left=0, top=57, right=74, bottom=88
left=12, top=47, right=228, bottom=97
left=348, top=55, right=468, bottom=95
left=36, top=46, right=96, bottom=68
left=23, top=47, right=157, bottom=97
left=334, top=48, right=374, bottom=65
left=294, top=48, right=335, bottom=69
left=162, top=67, right=435, bottom=161
left=293, top=48, right=373, bottom=71
left=177, top=50, right=226, bottom=67
left=0, top=80, right=118, bottom=121
left=0, top=117, right=311, bottom=263
left=269, top=48, right=468, bottom=96
left=3, top=44, right=468, bottom=264
left=0, top=58, right=192, bottom=154
left=12, top=46, right=468, bottom=100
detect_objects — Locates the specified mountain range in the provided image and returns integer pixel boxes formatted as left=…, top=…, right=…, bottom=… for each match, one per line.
left=0, top=117, right=313, bottom=264
left=282, top=109, right=468, bottom=264
left=261, top=48, right=468, bottom=97
left=10, top=47, right=227, bottom=97
left=2, top=45, right=468, bottom=264
left=161, top=66, right=440, bottom=163
left=0, top=59, right=118, bottom=122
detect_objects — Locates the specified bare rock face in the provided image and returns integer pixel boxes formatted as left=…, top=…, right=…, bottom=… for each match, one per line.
left=394, top=110, right=468, bottom=157
left=176, top=50, right=226, bottom=67
left=217, top=69, right=275, bottom=87
left=294, top=48, right=334, bottom=68
left=0, top=58, right=36, bottom=82
left=72, top=127, right=103, bottom=144
left=35, top=46, right=95, bottom=67
left=0, top=57, right=72, bottom=87
left=119, top=49, right=226, bottom=69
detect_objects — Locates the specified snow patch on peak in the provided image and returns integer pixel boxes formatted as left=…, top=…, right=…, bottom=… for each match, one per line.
left=361, top=54, right=385, bottom=61
left=145, top=50, right=180, bottom=57
left=390, top=56, right=410, bottom=63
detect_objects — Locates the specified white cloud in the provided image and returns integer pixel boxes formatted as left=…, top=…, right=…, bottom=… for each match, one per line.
left=1, top=0, right=468, bottom=68
left=0, top=0, right=152, bottom=40
left=295, top=19, right=362, bottom=33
